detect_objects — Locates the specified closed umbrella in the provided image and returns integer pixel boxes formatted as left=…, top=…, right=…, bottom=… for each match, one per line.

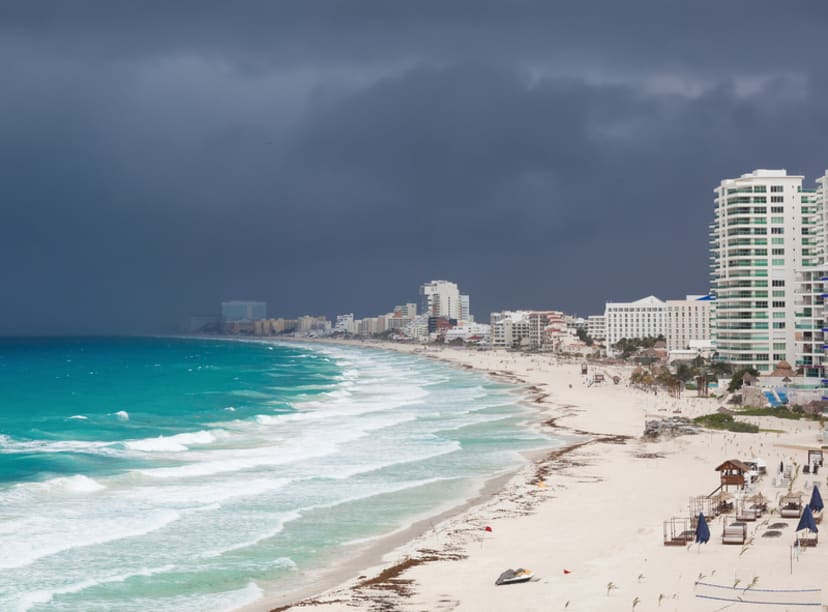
left=796, top=505, right=818, bottom=534
left=695, top=512, right=710, bottom=544
left=809, top=485, right=824, bottom=513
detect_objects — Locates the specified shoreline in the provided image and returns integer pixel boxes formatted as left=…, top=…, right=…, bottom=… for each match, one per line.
left=215, top=336, right=585, bottom=611
left=239, top=338, right=612, bottom=612
left=230, top=337, right=827, bottom=612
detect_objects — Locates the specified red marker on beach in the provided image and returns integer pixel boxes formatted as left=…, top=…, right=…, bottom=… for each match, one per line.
left=563, top=569, right=572, bottom=574
left=484, top=526, right=493, bottom=532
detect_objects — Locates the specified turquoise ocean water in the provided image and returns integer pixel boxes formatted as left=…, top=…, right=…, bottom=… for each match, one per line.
left=0, top=337, right=557, bottom=611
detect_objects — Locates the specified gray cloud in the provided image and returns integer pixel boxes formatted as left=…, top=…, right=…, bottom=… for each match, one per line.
left=0, top=3, right=827, bottom=334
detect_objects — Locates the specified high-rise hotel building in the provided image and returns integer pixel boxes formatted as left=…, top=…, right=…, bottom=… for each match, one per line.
left=794, top=171, right=826, bottom=378
left=710, top=169, right=815, bottom=373
left=420, top=280, right=471, bottom=322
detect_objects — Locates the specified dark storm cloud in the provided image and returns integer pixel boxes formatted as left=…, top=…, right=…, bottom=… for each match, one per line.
left=0, top=2, right=827, bottom=333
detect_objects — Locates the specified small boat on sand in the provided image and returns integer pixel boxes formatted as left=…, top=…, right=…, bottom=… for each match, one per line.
left=495, top=568, right=534, bottom=585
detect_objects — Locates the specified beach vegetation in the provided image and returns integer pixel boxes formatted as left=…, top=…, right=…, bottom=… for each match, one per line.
left=632, top=596, right=640, bottom=610
left=727, top=367, right=760, bottom=392
left=611, top=335, right=664, bottom=359
left=607, top=581, right=618, bottom=595
left=709, top=356, right=733, bottom=378
left=738, top=405, right=823, bottom=422
left=576, top=327, right=594, bottom=346
left=692, top=413, right=759, bottom=433
left=629, top=369, right=654, bottom=387
left=738, top=406, right=800, bottom=419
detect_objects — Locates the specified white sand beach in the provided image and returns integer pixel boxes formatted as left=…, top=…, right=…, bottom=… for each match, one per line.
left=259, top=342, right=828, bottom=612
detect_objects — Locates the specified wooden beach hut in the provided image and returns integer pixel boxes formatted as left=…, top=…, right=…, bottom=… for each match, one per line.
left=714, top=459, right=751, bottom=491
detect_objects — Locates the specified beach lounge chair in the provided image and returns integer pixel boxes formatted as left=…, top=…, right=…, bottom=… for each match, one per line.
left=736, top=506, right=758, bottom=522
left=797, top=532, right=818, bottom=548
left=779, top=494, right=803, bottom=518
left=722, top=523, right=747, bottom=545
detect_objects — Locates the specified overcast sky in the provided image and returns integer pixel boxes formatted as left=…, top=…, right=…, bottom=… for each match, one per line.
left=2, top=1, right=827, bottom=334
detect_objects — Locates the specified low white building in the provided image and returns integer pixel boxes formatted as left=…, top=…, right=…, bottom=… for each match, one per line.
left=490, top=310, right=567, bottom=349
left=403, top=314, right=431, bottom=341
left=357, top=316, right=387, bottom=336
left=334, top=313, right=356, bottom=335
left=668, top=339, right=716, bottom=362
left=445, top=322, right=490, bottom=343
left=296, top=315, right=331, bottom=333
left=604, top=296, right=665, bottom=355
left=586, top=315, right=606, bottom=341
left=490, top=311, right=530, bottom=348
left=529, top=311, right=567, bottom=350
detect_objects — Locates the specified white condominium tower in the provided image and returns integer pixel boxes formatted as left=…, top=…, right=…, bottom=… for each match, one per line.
left=420, top=280, right=465, bottom=320
left=710, top=169, right=813, bottom=373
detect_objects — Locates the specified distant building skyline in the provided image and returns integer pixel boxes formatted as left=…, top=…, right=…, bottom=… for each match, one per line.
left=221, top=301, right=267, bottom=323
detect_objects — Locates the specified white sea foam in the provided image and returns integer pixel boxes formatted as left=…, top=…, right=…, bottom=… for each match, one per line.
left=124, top=430, right=223, bottom=453
left=134, top=437, right=338, bottom=479
left=202, top=511, right=301, bottom=558
left=0, top=509, right=182, bottom=570
left=124, top=477, right=292, bottom=507
left=115, top=410, right=129, bottom=421
left=0, top=438, right=116, bottom=456
left=320, top=440, right=462, bottom=480
left=68, top=415, right=88, bottom=420
left=3, top=475, right=106, bottom=503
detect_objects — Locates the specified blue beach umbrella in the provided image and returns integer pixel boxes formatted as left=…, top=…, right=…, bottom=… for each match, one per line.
left=796, top=505, right=818, bottom=534
left=809, top=485, right=824, bottom=513
left=695, top=512, right=710, bottom=544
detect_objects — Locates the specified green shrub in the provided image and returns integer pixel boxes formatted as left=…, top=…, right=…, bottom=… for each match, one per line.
left=728, top=421, right=761, bottom=433
left=693, top=413, right=759, bottom=433
left=737, top=407, right=800, bottom=420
